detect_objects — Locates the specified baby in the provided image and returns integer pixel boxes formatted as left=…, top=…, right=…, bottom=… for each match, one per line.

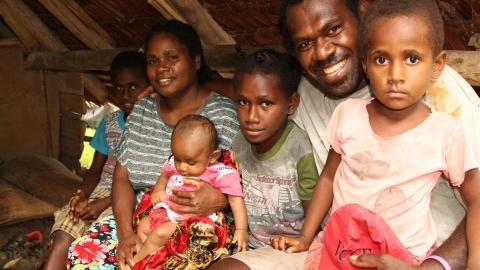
left=134, top=114, right=248, bottom=263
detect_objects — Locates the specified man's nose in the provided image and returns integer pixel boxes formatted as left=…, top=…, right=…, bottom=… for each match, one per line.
left=314, top=39, right=335, bottom=62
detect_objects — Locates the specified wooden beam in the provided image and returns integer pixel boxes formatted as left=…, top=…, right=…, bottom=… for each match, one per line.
left=147, top=0, right=186, bottom=22
left=0, top=0, right=42, bottom=51
left=25, top=48, right=128, bottom=71
left=447, top=50, right=480, bottom=87
left=0, top=0, right=67, bottom=51
left=38, top=0, right=114, bottom=49
left=0, top=38, right=20, bottom=46
left=25, top=45, right=255, bottom=72
left=62, top=0, right=115, bottom=46
left=149, top=0, right=235, bottom=45
left=26, top=48, right=480, bottom=87
left=0, top=0, right=107, bottom=102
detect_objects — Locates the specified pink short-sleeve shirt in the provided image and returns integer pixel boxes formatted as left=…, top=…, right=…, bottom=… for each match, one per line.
left=326, top=98, right=478, bottom=258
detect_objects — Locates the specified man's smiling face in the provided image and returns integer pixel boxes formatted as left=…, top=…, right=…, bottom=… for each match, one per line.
left=286, top=0, right=365, bottom=98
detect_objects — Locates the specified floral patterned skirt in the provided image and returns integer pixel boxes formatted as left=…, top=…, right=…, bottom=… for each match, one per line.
left=66, top=215, right=118, bottom=269
left=67, top=207, right=233, bottom=269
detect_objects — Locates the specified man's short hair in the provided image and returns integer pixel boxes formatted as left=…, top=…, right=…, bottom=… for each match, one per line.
left=359, top=0, right=444, bottom=57
left=233, top=49, right=302, bottom=97
left=279, top=0, right=360, bottom=49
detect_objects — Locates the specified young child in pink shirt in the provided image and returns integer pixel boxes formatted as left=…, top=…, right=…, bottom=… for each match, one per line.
left=271, top=0, right=480, bottom=268
left=133, top=115, right=248, bottom=265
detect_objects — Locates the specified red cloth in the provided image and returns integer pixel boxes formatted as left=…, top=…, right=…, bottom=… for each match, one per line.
left=320, top=204, right=412, bottom=269
left=132, top=216, right=229, bottom=270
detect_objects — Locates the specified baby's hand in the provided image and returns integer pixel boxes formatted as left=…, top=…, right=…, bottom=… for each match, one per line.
left=233, top=229, right=248, bottom=252
left=151, top=190, right=166, bottom=205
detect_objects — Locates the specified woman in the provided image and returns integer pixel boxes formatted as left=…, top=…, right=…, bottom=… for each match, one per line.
left=66, top=20, right=239, bottom=270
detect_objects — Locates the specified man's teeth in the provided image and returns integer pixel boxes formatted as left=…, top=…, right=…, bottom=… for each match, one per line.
left=157, top=79, right=172, bottom=85
left=323, top=59, right=346, bottom=74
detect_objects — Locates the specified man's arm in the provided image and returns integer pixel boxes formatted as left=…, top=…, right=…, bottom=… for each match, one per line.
left=459, top=168, right=480, bottom=269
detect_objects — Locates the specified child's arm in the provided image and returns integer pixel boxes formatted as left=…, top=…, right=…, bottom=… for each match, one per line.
left=459, top=168, right=480, bottom=270
left=69, top=151, right=107, bottom=222
left=229, top=195, right=249, bottom=252
left=271, top=149, right=341, bottom=253
left=151, top=173, right=169, bottom=204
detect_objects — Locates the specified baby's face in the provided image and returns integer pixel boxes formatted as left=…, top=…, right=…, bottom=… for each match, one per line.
left=171, top=133, right=212, bottom=177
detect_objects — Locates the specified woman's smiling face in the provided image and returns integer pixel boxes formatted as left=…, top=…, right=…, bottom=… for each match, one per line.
left=146, top=33, right=200, bottom=98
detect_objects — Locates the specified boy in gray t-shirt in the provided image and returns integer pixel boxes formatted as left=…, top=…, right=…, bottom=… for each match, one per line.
left=228, top=49, right=318, bottom=269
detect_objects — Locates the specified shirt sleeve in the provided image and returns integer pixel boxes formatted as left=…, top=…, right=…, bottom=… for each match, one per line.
left=444, top=123, right=479, bottom=187
left=296, top=153, right=319, bottom=200
left=212, top=164, right=244, bottom=197
left=90, top=118, right=108, bottom=155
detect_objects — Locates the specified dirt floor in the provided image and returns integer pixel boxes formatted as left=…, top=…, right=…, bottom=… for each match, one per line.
left=0, top=217, right=52, bottom=269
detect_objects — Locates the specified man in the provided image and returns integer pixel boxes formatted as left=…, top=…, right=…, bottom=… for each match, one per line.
left=211, top=0, right=479, bottom=269
left=281, top=0, right=478, bottom=269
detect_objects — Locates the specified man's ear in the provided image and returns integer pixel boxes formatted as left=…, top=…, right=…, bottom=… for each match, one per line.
left=287, top=92, right=300, bottom=115
left=432, top=50, right=447, bottom=79
left=210, top=149, right=222, bottom=164
left=359, top=0, right=373, bottom=16
left=361, top=58, right=368, bottom=78
left=195, top=55, right=201, bottom=71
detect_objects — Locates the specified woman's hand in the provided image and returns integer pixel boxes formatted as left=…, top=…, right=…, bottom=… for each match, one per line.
left=233, top=229, right=248, bottom=252
left=169, top=178, right=228, bottom=216
left=116, top=233, right=142, bottom=270
left=270, top=235, right=311, bottom=253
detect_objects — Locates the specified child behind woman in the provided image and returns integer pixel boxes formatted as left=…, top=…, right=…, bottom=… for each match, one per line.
left=133, top=114, right=248, bottom=265
left=44, top=51, right=148, bottom=270
left=272, top=0, right=480, bottom=268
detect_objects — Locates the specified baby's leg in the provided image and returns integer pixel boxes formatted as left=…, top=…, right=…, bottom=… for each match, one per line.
left=136, top=216, right=151, bottom=242
left=133, top=221, right=177, bottom=263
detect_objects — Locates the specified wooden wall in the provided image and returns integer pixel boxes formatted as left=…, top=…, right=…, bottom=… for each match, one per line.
left=0, top=45, right=85, bottom=171
left=0, top=46, right=52, bottom=159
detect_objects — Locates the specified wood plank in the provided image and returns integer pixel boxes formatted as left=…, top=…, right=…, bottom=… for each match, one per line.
left=147, top=0, right=186, bottom=22
left=0, top=0, right=107, bottom=102
left=39, top=0, right=114, bottom=49
left=150, top=0, right=235, bottom=45
left=0, top=38, right=20, bottom=46
left=25, top=49, right=129, bottom=71
left=63, top=0, right=115, bottom=46
left=0, top=0, right=67, bottom=51
left=0, top=1, right=39, bottom=51
left=60, top=92, right=86, bottom=115
left=44, top=71, right=62, bottom=159
left=60, top=115, right=85, bottom=141
left=24, top=45, right=269, bottom=72
left=24, top=47, right=480, bottom=87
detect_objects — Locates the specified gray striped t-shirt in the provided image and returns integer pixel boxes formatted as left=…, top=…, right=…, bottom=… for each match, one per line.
left=116, top=92, right=239, bottom=198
